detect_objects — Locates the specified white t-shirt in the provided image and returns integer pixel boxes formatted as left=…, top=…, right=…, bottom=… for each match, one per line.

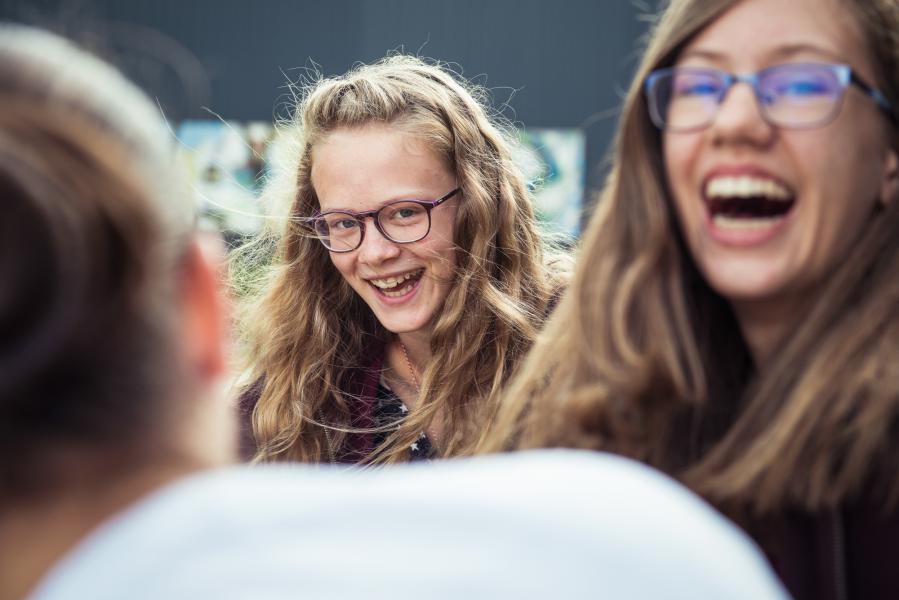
left=29, top=450, right=788, bottom=600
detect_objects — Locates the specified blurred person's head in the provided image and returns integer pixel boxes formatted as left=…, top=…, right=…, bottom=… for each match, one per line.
left=0, top=25, right=231, bottom=596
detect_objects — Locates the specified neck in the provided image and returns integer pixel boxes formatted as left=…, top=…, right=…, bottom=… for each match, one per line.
left=0, top=460, right=201, bottom=600
left=384, top=330, right=432, bottom=411
left=731, top=295, right=807, bottom=368
left=396, top=330, right=432, bottom=372
left=391, top=330, right=445, bottom=448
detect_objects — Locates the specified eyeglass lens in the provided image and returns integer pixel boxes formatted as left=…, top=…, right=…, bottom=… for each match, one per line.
left=650, top=64, right=846, bottom=131
left=313, top=201, right=432, bottom=251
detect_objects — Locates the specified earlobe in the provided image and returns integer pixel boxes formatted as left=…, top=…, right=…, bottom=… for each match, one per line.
left=879, top=147, right=899, bottom=207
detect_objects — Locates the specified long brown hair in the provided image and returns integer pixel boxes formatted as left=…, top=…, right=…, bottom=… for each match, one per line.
left=237, top=55, right=567, bottom=463
left=480, top=0, right=899, bottom=515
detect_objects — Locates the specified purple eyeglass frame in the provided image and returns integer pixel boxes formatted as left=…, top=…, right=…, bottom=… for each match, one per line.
left=310, top=187, right=461, bottom=252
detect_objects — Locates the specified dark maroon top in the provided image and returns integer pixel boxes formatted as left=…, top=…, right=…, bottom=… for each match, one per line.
left=744, top=495, right=899, bottom=600
left=238, top=352, right=383, bottom=463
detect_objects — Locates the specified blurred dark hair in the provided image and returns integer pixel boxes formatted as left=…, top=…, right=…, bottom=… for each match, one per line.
left=0, top=26, right=193, bottom=503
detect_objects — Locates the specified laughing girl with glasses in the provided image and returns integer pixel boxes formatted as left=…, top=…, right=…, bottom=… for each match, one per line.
left=236, top=56, right=568, bottom=465
left=481, top=0, right=899, bottom=598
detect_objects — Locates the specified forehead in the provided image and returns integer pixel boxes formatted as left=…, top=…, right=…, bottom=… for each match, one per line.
left=677, top=0, right=869, bottom=71
left=311, top=124, right=453, bottom=212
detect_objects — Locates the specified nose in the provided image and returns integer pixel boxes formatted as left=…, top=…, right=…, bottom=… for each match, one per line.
left=356, top=217, right=401, bottom=265
left=709, top=81, right=775, bottom=146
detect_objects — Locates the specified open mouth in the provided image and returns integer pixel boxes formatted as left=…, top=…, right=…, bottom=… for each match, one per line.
left=704, top=176, right=795, bottom=230
left=368, top=269, right=425, bottom=298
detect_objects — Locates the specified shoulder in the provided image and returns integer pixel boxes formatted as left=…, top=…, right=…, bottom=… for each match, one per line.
left=32, top=454, right=788, bottom=599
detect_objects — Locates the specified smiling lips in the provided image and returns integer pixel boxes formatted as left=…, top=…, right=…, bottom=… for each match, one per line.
left=704, top=175, right=795, bottom=231
left=368, top=269, right=424, bottom=298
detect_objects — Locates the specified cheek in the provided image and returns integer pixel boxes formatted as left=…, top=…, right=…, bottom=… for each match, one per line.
left=417, top=231, right=458, bottom=281
left=795, top=131, right=882, bottom=227
left=664, top=131, right=697, bottom=175
left=663, top=136, right=701, bottom=225
left=427, top=213, right=458, bottom=257
left=432, top=208, right=457, bottom=240
left=803, top=105, right=893, bottom=195
left=421, top=240, right=457, bottom=276
left=328, top=253, right=354, bottom=280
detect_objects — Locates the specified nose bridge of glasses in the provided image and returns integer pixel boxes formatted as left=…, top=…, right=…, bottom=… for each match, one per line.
left=357, top=208, right=394, bottom=244
left=345, top=208, right=384, bottom=241
left=718, top=72, right=763, bottom=103
left=713, top=72, right=770, bottom=122
left=356, top=212, right=401, bottom=258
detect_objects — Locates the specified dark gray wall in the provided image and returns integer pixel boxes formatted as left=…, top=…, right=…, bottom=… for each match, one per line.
left=1, top=0, right=651, bottom=202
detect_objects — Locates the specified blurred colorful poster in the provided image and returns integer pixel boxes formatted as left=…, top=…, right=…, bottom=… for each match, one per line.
left=176, top=120, right=274, bottom=235
left=176, top=121, right=585, bottom=239
left=516, top=128, right=586, bottom=238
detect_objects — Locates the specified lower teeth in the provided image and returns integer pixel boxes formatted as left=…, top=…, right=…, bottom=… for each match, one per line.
left=383, top=287, right=410, bottom=298
left=713, top=214, right=784, bottom=230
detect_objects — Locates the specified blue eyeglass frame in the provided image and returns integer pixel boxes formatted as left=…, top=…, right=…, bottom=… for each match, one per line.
left=309, top=187, right=461, bottom=253
left=644, top=62, right=897, bottom=131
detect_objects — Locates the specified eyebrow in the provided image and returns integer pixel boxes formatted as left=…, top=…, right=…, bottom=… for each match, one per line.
left=318, top=190, right=444, bottom=213
left=679, top=42, right=845, bottom=66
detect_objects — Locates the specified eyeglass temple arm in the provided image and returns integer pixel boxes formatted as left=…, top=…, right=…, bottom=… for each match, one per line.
left=432, top=187, right=461, bottom=207
left=850, top=72, right=897, bottom=124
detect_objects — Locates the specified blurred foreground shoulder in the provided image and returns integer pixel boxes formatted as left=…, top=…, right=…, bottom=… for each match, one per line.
left=31, top=450, right=788, bottom=600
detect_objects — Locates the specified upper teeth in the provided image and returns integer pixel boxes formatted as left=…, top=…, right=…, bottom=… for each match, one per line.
left=370, top=271, right=419, bottom=289
left=705, top=176, right=791, bottom=200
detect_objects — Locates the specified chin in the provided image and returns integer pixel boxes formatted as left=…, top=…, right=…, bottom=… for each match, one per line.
left=702, top=264, right=792, bottom=305
left=707, top=279, right=793, bottom=307
left=374, top=312, right=431, bottom=336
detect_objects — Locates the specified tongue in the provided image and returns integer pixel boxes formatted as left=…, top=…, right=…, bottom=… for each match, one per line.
left=708, top=196, right=793, bottom=218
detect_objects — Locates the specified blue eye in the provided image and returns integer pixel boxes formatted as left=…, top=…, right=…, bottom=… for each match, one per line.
left=779, top=79, right=830, bottom=97
left=322, top=215, right=359, bottom=232
left=384, top=203, right=426, bottom=224
left=335, top=218, right=359, bottom=230
left=761, top=66, right=840, bottom=102
left=673, top=77, right=722, bottom=98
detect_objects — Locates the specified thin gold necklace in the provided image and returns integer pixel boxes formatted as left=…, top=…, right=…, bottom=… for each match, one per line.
left=399, top=341, right=421, bottom=393
left=399, top=341, right=440, bottom=452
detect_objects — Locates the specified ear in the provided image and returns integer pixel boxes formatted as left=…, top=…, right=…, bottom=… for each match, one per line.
left=179, top=233, right=229, bottom=385
left=879, top=146, right=899, bottom=207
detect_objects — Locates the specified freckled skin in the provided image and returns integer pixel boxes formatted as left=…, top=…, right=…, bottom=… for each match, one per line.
left=311, top=124, right=459, bottom=340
